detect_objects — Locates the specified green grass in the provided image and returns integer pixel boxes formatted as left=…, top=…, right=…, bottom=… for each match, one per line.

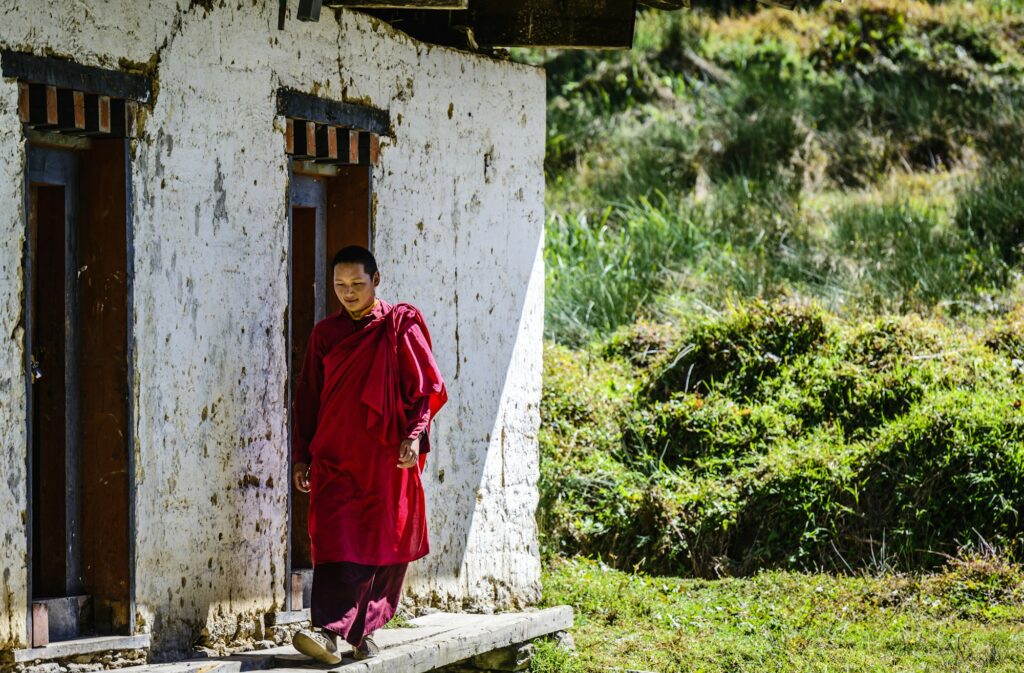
left=534, top=555, right=1024, bottom=673
left=545, top=166, right=1019, bottom=345
left=529, top=2, right=1024, bottom=669
left=541, top=2, right=1024, bottom=206
left=534, top=1, right=1024, bottom=344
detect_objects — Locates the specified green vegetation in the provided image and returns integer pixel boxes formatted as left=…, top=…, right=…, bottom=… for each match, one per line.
left=522, top=1, right=1024, bottom=670
left=531, top=0, right=1024, bottom=343
left=541, top=306, right=1024, bottom=578
left=534, top=555, right=1024, bottom=672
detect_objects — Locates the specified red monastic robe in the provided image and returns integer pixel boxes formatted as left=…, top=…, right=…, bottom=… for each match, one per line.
left=292, top=300, right=447, bottom=567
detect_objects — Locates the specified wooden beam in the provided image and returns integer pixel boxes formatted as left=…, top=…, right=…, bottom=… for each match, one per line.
left=18, top=82, right=29, bottom=123
left=468, top=0, right=637, bottom=49
left=31, top=603, right=49, bottom=648
left=55, top=89, right=82, bottom=133
left=277, top=89, right=390, bottom=137
left=325, top=0, right=467, bottom=8
left=290, top=573, right=305, bottom=610
left=343, top=129, right=359, bottom=164
left=0, top=50, right=150, bottom=103
left=297, top=0, right=323, bottom=21
left=640, top=0, right=686, bottom=8
left=98, top=95, right=111, bottom=135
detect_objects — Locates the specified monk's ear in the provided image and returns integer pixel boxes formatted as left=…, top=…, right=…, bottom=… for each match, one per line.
left=372, top=271, right=381, bottom=287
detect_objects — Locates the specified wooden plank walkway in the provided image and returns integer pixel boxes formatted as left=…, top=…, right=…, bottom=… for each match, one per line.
left=116, top=607, right=573, bottom=673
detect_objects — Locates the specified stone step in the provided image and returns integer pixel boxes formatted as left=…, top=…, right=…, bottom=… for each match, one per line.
left=118, top=607, right=573, bottom=673
left=32, top=595, right=92, bottom=644
left=3, top=633, right=151, bottom=666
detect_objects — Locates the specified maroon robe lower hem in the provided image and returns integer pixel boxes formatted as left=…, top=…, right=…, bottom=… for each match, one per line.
left=311, top=561, right=408, bottom=646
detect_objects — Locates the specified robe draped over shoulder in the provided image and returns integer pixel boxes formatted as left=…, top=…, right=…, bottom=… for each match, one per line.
left=291, top=300, right=447, bottom=566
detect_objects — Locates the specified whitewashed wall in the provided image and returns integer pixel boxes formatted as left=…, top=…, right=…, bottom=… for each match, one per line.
left=0, top=1, right=544, bottom=657
left=0, top=55, right=28, bottom=654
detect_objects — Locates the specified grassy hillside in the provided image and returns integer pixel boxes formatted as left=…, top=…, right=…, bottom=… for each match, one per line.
left=522, top=0, right=1024, bottom=573
left=520, top=3, right=1024, bottom=670
left=521, top=0, right=1024, bottom=344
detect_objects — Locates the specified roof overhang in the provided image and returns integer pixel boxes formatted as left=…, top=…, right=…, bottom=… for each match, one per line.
left=290, top=0, right=689, bottom=50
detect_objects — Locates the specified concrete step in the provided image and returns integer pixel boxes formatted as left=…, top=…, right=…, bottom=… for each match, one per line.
left=118, top=607, right=573, bottom=673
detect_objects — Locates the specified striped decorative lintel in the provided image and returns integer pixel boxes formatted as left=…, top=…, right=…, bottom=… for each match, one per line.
left=17, top=81, right=134, bottom=138
left=285, top=118, right=379, bottom=167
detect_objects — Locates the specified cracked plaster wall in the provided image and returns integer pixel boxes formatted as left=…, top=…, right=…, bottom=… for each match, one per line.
left=0, top=1, right=544, bottom=657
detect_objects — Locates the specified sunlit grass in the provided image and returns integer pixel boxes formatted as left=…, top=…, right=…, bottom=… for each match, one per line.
left=535, top=555, right=1024, bottom=673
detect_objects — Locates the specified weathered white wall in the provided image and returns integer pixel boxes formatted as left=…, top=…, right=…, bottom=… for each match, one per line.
left=372, top=54, right=546, bottom=609
left=0, top=65, right=28, bottom=652
left=0, top=1, right=544, bottom=657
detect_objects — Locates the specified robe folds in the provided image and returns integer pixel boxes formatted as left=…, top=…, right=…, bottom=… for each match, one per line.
left=292, top=300, right=447, bottom=567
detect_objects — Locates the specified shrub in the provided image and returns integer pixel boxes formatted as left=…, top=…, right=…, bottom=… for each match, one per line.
left=645, top=301, right=830, bottom=401
left=848, top=390, right=1024, bottom=566
left=728, top=436, right=860, bottom=573
left=539, top=306, right=1024, bottom=576
left=540, top=342, right=632, bottom=455
left=922, top=549, right=1024, bottom=618
left=841, top=315, right=944, bottom=368
left=984, top=310, right=1024, bottom=362
left=769, top=355, right=925, bottom=439
left=600, top=320, right=683, bottom=368
left=621, top=394, right=794, bottom=468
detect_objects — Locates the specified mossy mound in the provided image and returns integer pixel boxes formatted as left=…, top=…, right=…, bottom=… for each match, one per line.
left=644, top=302, right=830, bottom=401
left=540, top=303, right=1024, bottom=576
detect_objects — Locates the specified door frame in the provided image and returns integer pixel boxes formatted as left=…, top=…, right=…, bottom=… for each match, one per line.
left=25, top=144, right=83, bottom=603
left=284, top=169, right=326, bottom=612
left=22, top=138, right=138, bottom=642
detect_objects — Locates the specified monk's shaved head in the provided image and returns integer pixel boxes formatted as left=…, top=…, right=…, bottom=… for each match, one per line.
left=332, top=246, right=378, bottom=277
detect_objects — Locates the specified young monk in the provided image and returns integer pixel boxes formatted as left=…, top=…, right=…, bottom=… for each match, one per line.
left=290, top=245, right=447, bottom=664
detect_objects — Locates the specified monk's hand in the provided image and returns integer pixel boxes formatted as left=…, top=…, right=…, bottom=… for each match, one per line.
left=398, top=437, right=420, bottom=469
left=293, top=462, right=311, bottom=493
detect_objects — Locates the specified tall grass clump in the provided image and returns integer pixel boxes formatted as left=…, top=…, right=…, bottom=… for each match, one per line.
left=956, top=162, right=1024, bottom=267
left=545, top=198, right=705, bottom=345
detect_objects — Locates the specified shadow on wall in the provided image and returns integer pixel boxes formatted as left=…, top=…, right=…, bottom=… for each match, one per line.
left=407, top=231, right=544, bottom=609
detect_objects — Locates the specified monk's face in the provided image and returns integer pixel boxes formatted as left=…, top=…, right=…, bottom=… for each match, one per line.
left=333, top=262, right=380, bottom=316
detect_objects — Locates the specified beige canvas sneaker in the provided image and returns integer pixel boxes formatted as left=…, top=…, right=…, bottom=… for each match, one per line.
left=352, top=634, right=380, bottom=660
left=293, top=628, right=343, bottom=665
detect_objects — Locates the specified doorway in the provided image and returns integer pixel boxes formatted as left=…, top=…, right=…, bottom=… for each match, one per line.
left=287, top=164, right=372, bottom=610
left=25, top=139, right=133, bottom=644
